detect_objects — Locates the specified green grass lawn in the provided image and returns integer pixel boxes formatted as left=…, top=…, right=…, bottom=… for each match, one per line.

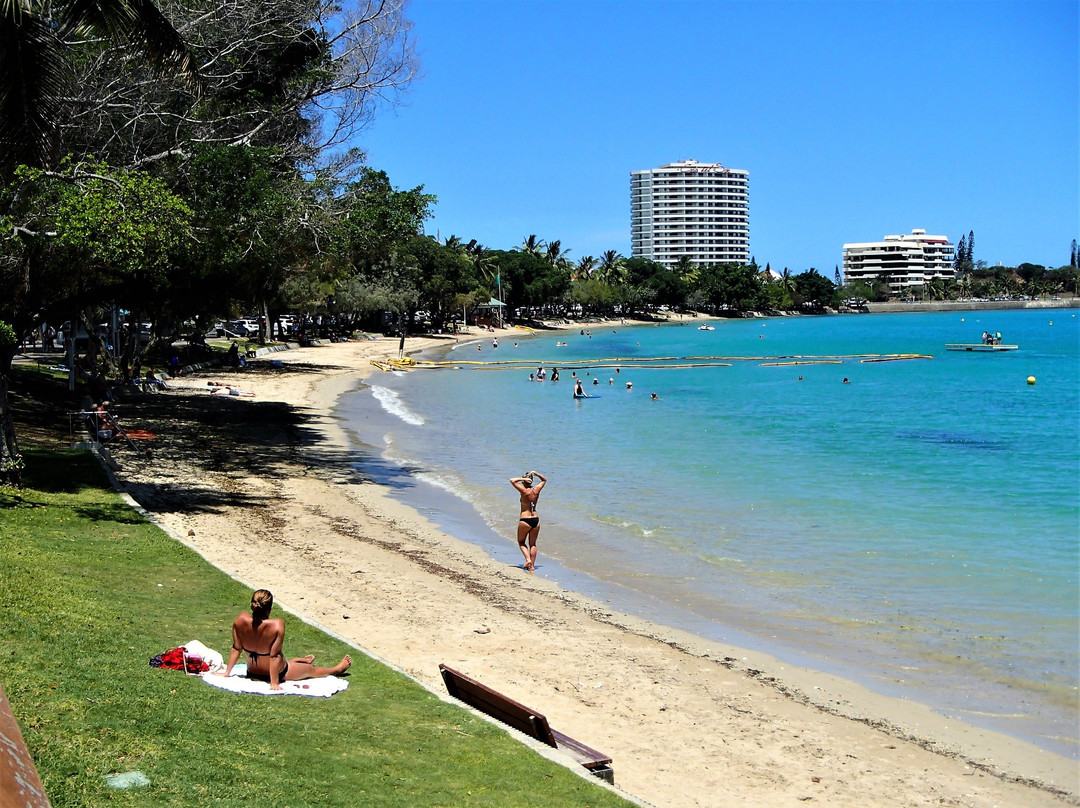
left=0, top=449, right=634, bottom=807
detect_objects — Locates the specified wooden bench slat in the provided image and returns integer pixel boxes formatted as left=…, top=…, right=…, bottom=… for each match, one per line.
left=440, top=666, right=557, bottom=747
left=551, top=728, right=613, bottom=769
left=439, top=664, right=613, bottom=779
left=0, top=684, right=51, bottom=808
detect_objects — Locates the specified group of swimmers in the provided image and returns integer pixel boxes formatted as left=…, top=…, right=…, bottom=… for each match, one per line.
left=527, top=366, right=661, bottom=400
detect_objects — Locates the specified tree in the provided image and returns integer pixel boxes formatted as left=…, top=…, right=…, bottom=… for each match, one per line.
left=1, top=160, right=193, bottom=365
left=671, top=255, right=698, bottom=284
left=175, top=146, right=316, bottom=343
left=0, top=318, right=20, bottom=486
left=967, top=230, right=975, bottom=265
left=335, top=167, right=435, bottom=274
left=519, top=235, right=545, bottom=257
left=955, top=235, right=967, bottom=270
left=52, top=0, right=417, bottom=175
left=465, top=240, right=498, bottom=288
left=544, top=240, right=571, bottom=270
left=624, top=257, right=683, bottom=309
left=779, top=267, right=797, bottom=302
left=0, top=0, right=197, bottom=171
left=793, top=268, right=835, bottom=309
left=404, top=236, right=479, bottom=329
left=574, top=255, right=596, bottom=281
left=1071, top=239, right=1077, bottom=268
left=597, top=250, right=625, bottom=285
left=693, top=263, right=762, bottom=312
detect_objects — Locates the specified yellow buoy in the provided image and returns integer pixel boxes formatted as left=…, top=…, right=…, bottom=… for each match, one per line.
left=1027, top=376, right=1036, bottom=385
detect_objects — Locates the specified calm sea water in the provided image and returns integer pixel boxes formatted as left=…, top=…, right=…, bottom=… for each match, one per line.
left=339, top=308, right=1080, bottom=756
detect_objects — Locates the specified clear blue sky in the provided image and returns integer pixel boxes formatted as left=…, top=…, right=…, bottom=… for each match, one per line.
left=355, top=0, right=1078, bottom=274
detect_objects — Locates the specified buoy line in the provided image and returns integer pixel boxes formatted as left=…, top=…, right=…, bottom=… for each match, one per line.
left=372, top=353, right=935, bottom=371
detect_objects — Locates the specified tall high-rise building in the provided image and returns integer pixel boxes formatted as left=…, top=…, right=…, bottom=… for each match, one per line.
left=630, top=160, right=750, bottom=270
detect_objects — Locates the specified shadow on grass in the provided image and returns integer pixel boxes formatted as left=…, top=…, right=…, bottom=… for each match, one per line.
left=20, top=448, right=111, bottom=493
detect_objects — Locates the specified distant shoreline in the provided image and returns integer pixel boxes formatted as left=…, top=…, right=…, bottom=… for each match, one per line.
left=857, top=298, right=1078, bottom=314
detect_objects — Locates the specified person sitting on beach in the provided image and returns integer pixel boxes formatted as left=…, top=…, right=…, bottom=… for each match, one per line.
left=220, top=589, right=351, bottom=690
left=87, top=402, right=116, bottom=442
left=510, top=471, right=546, bottom=571
left=145, top=368, right=168, bottom=390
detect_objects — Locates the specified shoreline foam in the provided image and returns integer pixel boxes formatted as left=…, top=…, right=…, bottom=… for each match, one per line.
left=112, top=328, right=1079, bottom=807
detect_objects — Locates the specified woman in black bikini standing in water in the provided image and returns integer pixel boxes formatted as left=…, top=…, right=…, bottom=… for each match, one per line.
left=510, top=470, right=546, bottom=571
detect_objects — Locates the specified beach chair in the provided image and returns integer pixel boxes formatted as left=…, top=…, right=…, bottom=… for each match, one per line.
left=70, top=409, right=144, bottom=456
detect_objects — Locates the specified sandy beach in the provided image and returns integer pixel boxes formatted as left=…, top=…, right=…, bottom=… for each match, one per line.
left=106, top=327, right=1078, bottom=808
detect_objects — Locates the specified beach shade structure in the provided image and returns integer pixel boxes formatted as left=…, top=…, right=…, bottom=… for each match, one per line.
left=476, top=298, right=506, bottom=329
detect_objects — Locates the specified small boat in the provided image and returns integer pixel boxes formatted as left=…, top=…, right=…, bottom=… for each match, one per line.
left=697, top=325, right=715, bottom=331
left=945, top=343, right=1018, bottom=352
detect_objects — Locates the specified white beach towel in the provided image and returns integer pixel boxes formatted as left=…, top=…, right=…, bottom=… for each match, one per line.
left=201, top=665, right=349, bottom=698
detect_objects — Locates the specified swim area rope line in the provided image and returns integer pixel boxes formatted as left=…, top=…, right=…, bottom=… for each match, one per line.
left=371, top=353, right=934, bottom=372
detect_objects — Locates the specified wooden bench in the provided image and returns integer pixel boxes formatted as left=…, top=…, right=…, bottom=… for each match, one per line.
left=438, top=664, right=614, bottom=783
left=0, top=684, right=51, bottom=808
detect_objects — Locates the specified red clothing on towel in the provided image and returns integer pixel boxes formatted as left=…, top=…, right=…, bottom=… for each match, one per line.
left=150, top=647, right=210, bottom=674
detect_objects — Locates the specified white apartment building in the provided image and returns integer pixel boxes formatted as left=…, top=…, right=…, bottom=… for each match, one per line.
left=842, top=229, right=956, bottom=296
left=631, top=160, right=750, bottom=269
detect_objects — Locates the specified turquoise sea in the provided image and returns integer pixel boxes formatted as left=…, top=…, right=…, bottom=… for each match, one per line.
left=338, top=308, right=1080, bottom=757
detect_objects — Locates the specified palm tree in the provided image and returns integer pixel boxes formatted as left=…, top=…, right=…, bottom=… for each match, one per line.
left=519, top=234, right=545, bottom=257
left=0, top=0, right=197, bottom=170
left=544, top=239, right=571, bottom=269
left=779, top=267, right=796, bottom=296
left=574, top=255, right=596, bottom=281
left=597, top=250, right=625, bottom=285
left=466, top=241, right=497, bottom=285
left=672, top=255, right=698, bottom=284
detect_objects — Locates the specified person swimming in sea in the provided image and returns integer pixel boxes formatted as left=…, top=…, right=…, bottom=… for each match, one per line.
left=510, top=471, right=546, bottom=571
left=574, top=378, right=587, bottom=398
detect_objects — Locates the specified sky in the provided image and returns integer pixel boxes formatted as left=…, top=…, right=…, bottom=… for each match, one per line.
left=353, top=0, right=1079, bottom=274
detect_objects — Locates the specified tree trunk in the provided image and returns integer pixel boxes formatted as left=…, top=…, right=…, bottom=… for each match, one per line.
left=0, top=348, right=22, bottom=487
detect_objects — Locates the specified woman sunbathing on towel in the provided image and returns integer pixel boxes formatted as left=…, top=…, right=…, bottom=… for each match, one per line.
left=219, top=589, right=351, bottom=690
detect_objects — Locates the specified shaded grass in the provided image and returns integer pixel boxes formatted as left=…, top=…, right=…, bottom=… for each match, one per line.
left=1, top=449, right=633, bottom=807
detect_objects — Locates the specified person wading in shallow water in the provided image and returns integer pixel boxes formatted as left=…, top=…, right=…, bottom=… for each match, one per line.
left=510, top=471, right=547, bottom=571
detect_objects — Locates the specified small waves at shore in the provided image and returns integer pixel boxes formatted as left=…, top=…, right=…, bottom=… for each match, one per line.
left=370, top=385, right=425, bottom=426
left=346, top=309, right=1080, bottom=758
